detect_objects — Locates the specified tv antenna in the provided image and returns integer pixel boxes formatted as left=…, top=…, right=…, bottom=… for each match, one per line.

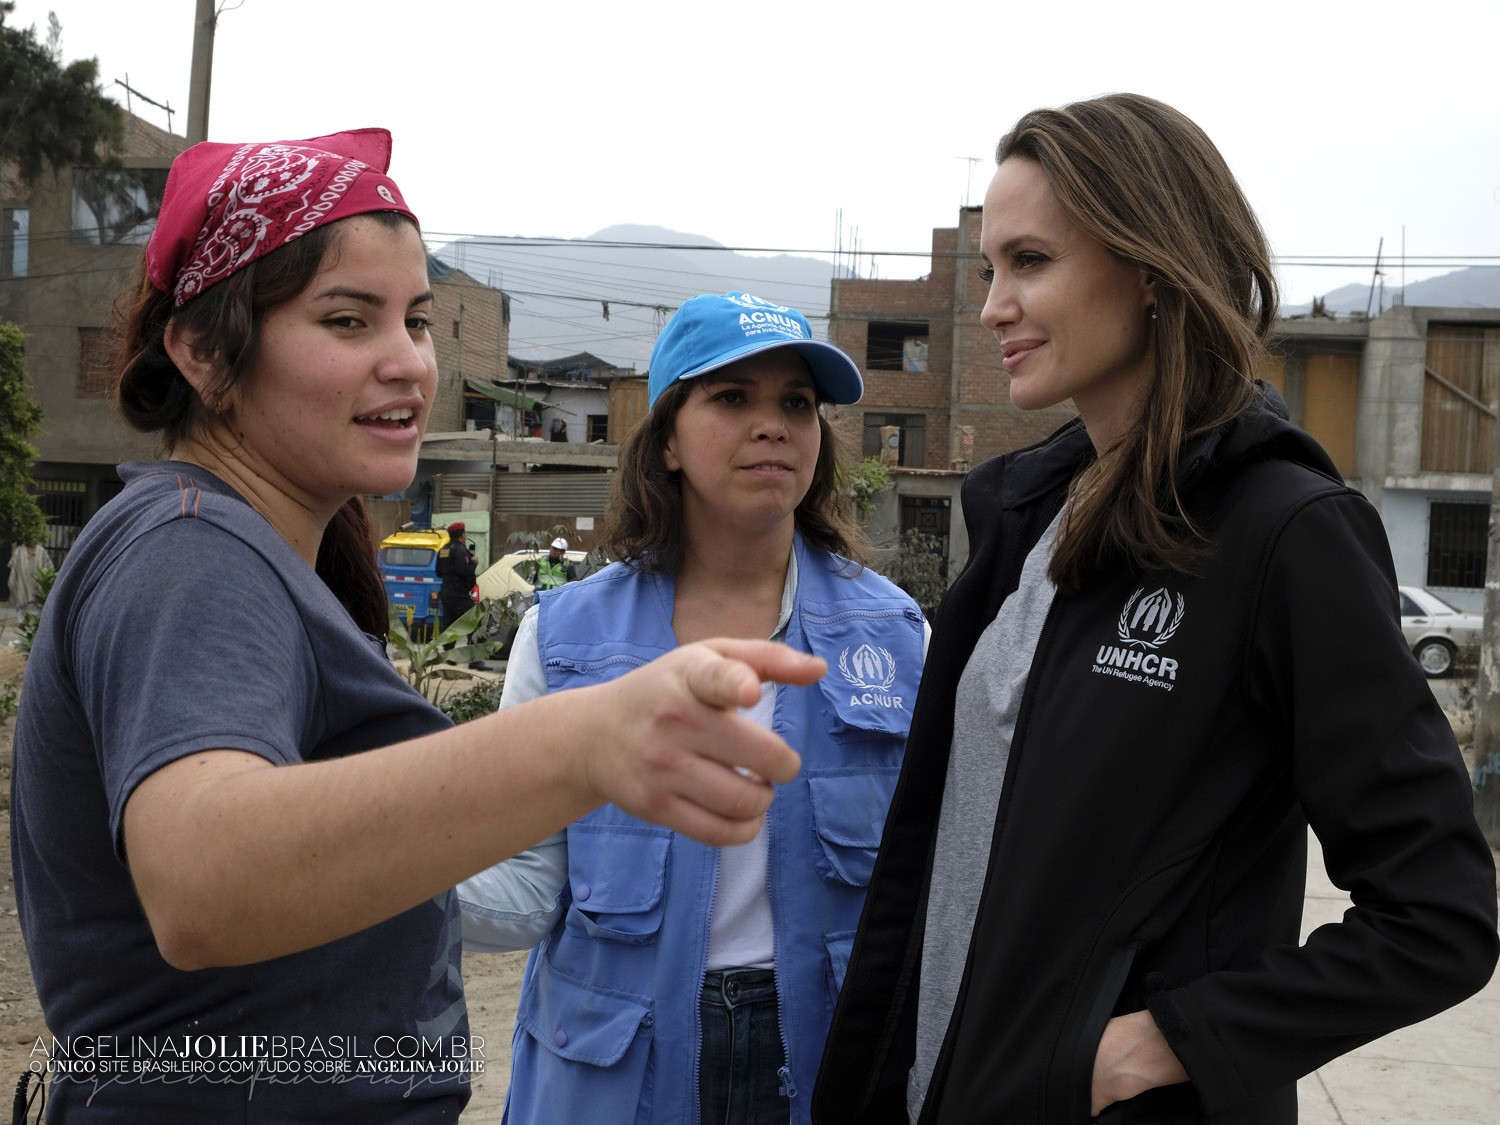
left=958, top=156, right=984, bottom=207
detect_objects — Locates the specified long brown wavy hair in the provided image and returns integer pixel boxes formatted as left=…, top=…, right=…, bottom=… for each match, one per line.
left=604, top=376, right=869, bottom=575
left=112, top=213, right=415, bottom=636
left=995, top=93, right=1277, bottom=588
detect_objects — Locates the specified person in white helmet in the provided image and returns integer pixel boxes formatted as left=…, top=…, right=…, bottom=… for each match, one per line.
left=532, top=536, right=578, bottom=590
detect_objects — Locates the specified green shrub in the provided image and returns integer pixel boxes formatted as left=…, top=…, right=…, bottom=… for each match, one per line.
left=440, top=680, right=505, bottom=724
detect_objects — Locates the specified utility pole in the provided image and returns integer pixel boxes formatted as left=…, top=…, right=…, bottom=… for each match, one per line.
left=1471, top=395, right=1500, bottom=846
left=186, top=0, right=216, bottom=144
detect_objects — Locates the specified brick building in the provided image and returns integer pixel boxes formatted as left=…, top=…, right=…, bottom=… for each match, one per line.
left=427, top=259, right=509, bottom=433
left=0, top=113, right=509, bottom=567
left=827, top=205, right=1074, bottom=475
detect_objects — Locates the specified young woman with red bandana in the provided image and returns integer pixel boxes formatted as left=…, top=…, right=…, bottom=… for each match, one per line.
left=10, top=131, right=821, bottom=1122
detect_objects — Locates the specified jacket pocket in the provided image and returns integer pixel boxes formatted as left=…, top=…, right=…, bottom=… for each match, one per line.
left=1093, top=1083, right=1199, bottom=1123
left=566, top=823, right=670, bottom=945
left=806, top=767, right=901, bottom=886
left=1070, top=944, right=1139, bottom=1124
left=506, top=965, right=655, bottom=1124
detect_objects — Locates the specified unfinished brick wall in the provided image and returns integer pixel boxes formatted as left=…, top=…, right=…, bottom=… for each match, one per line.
left=429, top=269, right=509, bottom=432
left=830, top=208, right=1075, bottom=472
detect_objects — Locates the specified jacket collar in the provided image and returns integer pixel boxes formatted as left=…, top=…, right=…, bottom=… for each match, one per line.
left=997, top=382, right=1327, bottom=510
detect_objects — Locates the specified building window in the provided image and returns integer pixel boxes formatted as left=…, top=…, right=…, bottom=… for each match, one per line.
left=77, top=328, right=114, bottom=398
left=1301, top=351, right=1358, bottom=477
left=72, top=166, right=170, bottom=245
left=865, top=321, right=929, bottom=371
left=463, top=393, right=497, bottom=431
left=1427, top=501, right=1488, bottom=589
left=1, top=207, right=28, bottom=277
left=862, top=412, right=927, bottom=468
left=1421, top=325, right=1500, bottom=474
left=588, top=414, right=609, bottom=443
left=34, top=478, right=88, bottom=564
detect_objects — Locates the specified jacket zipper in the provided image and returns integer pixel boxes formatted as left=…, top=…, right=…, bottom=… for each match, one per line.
left=918, top=526, right=1063, bottom=1125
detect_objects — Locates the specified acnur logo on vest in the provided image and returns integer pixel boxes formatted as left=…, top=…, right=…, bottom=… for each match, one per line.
left=839, top=644, right=904, bottom=709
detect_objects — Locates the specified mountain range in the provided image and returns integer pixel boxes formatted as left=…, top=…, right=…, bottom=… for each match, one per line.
left=434, top=228, right=1499, bottom=368
left=1280, top=267, right=1500, bottom=318
left=433, top=225, right=849, bottom=370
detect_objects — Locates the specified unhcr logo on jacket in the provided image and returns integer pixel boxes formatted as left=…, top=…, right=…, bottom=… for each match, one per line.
left=1092, top=587, right=1183, bottom=692
left=840, top=644, right=905, bottom=709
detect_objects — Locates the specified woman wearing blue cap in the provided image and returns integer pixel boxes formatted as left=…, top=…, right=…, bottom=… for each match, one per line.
left=460, top=291, right=927, bottom=1125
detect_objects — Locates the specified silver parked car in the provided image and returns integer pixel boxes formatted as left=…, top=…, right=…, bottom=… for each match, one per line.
left=1397, top=586, right=1483, bottom=678
left=470, top=549, right=601, bottom=654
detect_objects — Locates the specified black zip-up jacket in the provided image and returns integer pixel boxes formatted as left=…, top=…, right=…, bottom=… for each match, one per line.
left=814, top=393, right=1498, bottom=1124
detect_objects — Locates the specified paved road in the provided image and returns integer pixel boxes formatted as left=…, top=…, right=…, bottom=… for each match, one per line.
left=1428, top=674, right=1469, bottom=713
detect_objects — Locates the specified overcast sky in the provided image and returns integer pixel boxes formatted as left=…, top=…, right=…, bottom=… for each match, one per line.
left=9, top=0, right=1498, bottom=304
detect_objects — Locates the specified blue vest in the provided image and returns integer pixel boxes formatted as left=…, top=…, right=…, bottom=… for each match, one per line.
left=502, top=537, right=924, bottom=1125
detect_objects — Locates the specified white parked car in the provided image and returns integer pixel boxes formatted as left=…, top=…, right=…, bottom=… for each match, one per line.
left=470, top=548, right=600, bottom=651
left=1397, top=586, right=1483, bottom=678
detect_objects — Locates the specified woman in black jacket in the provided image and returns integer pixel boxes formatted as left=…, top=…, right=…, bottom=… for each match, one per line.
left=813, top=93, right=1498, bottom=1125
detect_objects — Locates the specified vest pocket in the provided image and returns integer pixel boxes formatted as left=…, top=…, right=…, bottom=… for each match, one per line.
left=826, top=928, right=856, bottom=1008
left=802, top=606, right=924, bottom=742
left=566, top=824, right=670, bottom=945
left=806, top=768, right=900, bottom=886
left=508, top=965, right=655, bottom=1123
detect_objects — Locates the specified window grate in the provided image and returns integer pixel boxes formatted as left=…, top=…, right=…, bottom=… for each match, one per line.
left=1427, top=501, right=1488, bottom=589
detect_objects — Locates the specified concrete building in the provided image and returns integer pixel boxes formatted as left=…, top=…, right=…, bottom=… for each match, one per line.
left=0, top=113, right=186, bottom=561
left=827, top=204, right=1074, bottom=480
left=1264, top=306, right=1500, bottom=612
left=427, top=258, right=511, bottom=434
left=481, top=351, right=641, bottom=444
left=826, top=208, right=1500, bottom=609
left=826, top=206, right=1067, bottom=581
left=409, top=354, right=647, bottom=565
left=0, top=114, right=513, bottom=566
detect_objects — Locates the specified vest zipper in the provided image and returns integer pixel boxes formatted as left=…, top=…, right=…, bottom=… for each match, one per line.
left=693, top=843, right=721, bottom=1123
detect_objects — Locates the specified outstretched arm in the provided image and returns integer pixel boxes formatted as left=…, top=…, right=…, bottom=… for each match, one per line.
left=124, top=637, right=823, bottom=969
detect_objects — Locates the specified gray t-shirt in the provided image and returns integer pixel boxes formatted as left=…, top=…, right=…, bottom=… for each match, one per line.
left=908, top=511, right=1062, bottom=1121
left=12, top=461, right=469, bottom=1122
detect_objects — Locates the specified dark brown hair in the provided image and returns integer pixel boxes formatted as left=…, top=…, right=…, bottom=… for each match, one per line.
left=113, top=213, right=414, bottom=635
left=995, top=93, right=1277, bottom=587
left=604, top=377, right=869, bottom=574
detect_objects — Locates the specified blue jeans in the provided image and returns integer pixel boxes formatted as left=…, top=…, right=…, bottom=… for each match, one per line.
left=698, top=968, right=787, bottom=1125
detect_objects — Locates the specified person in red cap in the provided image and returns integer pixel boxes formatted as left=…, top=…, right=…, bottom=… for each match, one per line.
left=10, top=131, right=824, bottom=1122
left=436, top=520, right=478, bottom=634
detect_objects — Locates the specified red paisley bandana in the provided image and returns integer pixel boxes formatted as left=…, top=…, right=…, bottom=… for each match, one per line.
left=146, top=127, right=419, bottom=307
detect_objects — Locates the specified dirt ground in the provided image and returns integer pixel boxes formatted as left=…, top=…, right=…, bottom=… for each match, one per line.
left=0, top=644, right=525, bottom=1121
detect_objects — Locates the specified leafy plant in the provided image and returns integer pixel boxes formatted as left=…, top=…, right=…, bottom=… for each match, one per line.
left=439, top=680, right=505, bottom=724
left=506, top=524, right=574, bottom=553
left=387, top=603, right=500, bottom=704
left=0, top=321, right=48, bottom=549
left=0, top=676, right=17, bottom=724
left=845, top=457, right=892, bottom=515
left=886, top=528, right=948, bottom=615
left=15, top=564, right=54, bottom=654
left=0, top=4, right=125, bottom=185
